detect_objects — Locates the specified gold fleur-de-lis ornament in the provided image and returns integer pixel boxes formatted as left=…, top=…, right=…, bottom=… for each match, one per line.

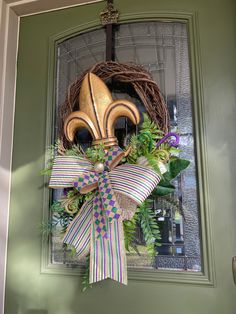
left=64, top=73, right=140, bottom=149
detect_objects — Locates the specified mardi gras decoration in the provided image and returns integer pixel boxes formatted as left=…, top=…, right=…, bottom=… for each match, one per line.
left=42, top=65, right=190, bottom=290
left=58, top=61, right=169, bottom=149
left=49, top=73, right=163, bottom=284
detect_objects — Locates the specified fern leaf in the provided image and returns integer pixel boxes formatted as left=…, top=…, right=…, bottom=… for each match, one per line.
left=123, top=218, right=137, bottom=252
left=137, top=200, right=161, bottom=257
left=81, top=254, right=92, bottom=292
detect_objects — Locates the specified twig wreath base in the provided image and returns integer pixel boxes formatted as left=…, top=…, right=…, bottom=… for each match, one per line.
left=59, top=61, right=170, bottom=148
left=43, top=71, right=191, bottom=290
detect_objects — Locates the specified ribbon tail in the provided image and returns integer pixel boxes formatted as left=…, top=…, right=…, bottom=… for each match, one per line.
left=89, top=218, right=127, bottom=285
left=63, top=198, right=93, bottom=258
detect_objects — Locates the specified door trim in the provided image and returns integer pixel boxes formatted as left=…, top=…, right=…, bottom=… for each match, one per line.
left=41, top=11, right=216, bottom=288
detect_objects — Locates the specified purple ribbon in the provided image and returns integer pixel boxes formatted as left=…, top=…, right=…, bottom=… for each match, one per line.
left=156, top=132, right=180, bottom=148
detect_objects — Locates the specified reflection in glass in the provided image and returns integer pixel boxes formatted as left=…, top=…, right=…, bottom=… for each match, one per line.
left=52, top=21, right=201, bottom=272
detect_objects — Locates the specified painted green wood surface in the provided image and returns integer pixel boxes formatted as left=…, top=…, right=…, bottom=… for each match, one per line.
left=5, top=0, right=236, bottom=313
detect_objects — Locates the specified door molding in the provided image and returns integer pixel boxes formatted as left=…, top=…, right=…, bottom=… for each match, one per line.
left=41, top=11, right=215, bottom=288
left=0, top=2, right=102, bottom=313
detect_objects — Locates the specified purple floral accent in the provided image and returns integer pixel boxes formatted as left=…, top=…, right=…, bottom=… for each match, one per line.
left=156, top=132, right=180, bottom=148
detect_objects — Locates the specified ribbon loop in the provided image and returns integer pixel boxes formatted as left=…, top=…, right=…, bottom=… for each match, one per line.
left=49, top=146, right=161, bottom=285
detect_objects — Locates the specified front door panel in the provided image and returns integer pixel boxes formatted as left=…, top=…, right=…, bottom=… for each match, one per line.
left=6, top=1, right=236, bottom=313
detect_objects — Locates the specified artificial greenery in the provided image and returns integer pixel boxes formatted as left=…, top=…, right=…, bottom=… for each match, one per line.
left=153, top=158, right=190, bottom=198
left=39, top=220, right=53, bottom=238
left=65, top=144, right=85, bottom=157
left=40, top=200, right=75, bottom=236
left=40, top=140, right=60, bottom=176
left=152, top=181, right=176, bottom=197
left=41, top=113, right=190, bottom=291
left=126, top=114, right=170, bottom=175
left=137, top=199, right=161, bottom=257
left=41, top=140, right=85, bottom=176
left=123, top=216, right=138, bottom=252
left=163, top=158, right=190, bottom=182
left=122, top=200, right=161, bottom=258
left=81, top=254, right=92, bottom=292
left=86, top=143, right=106, bottom=163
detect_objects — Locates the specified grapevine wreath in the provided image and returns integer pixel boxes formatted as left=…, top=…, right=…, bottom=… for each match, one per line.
left=42, top=61, right=189, bottom=291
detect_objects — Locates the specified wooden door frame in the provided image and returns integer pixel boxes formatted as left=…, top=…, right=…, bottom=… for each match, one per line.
left=0, top=1, right=103, bottom=313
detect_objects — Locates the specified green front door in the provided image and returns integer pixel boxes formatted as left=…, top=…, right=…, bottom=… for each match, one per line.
left=6, top=1, right=236, bottom=313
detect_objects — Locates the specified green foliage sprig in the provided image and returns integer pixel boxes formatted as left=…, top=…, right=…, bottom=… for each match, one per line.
left=51, top=201, right=75, bottom=234
left=39, top=221, right=53, bottom=238
left=153, top=157, right=190, bottom=197
left=41, top=112, right=190, bottom=291
left=122, top=200, right=161, bottom=258
left=81, top=254, right=92, bottom=292
left=40, top=140, right=84, bottom=176
left=65, top=144, right=85, bottom=156
left=140, top=113, right=164, bottom=142
left=86, top=143, right=106, bottom=163
left=126, top=114, right=170, bottom=175
left=40, top=139, right=61, bottom=176
left=137, top=199, right=161, bottom=257
left=123, top=216, right=138, bottom=253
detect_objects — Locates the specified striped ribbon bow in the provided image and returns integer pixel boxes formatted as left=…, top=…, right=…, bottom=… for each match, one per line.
left=49, top=146, right=160, bottom=284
